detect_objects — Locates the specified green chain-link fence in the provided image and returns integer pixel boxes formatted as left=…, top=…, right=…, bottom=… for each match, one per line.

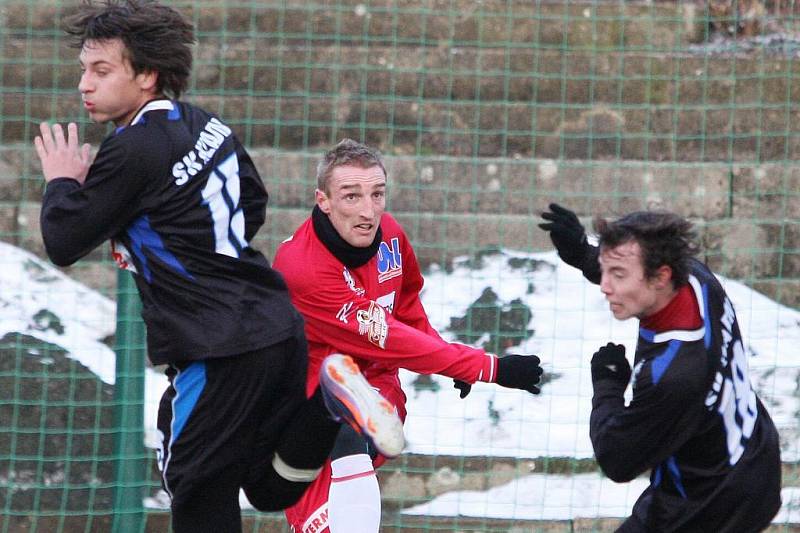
left=2, top=1, right=799, bottom=531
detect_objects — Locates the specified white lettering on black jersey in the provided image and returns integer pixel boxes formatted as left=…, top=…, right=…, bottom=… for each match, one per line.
left=172, top=117, right=232, bottom=185
left=41, top=100, right=300, bottom=365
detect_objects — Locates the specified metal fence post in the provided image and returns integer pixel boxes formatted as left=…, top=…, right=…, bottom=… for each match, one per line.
left=111, top=271, right=146, bottom=532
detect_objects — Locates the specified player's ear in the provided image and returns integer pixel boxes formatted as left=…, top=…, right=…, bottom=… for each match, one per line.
left=315, top=189, right=331, bottom=214
left=653, top=265, right=673, bottom=290
left=136, top=69, right=158, bottom=94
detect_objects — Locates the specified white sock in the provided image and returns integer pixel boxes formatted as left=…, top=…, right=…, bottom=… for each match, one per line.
left=327, top=453, right=381, bottom=533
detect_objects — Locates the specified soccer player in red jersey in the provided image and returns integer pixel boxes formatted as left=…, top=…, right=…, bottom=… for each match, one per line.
left=274, top=139, right=544, bottom=532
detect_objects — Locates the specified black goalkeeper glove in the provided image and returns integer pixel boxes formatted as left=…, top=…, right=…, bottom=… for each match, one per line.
left=453, top=379, right=471, bottom=399
left=590, top=342, right=631, bottom=385
left=538, top=203, right=592, bottom=270
left=496, top=354, right=544, bottom=395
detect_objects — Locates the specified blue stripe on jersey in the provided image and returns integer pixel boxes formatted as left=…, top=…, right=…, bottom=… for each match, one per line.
left=666, top=456, right=688, bottom=498
left=702, top=283, right=712, bottom=349
left=639, top=327, right=656, bottom=343
left=171, top=361, right=206, bottom=443
left=127, top=215, right=195, bottom=283
left=167, top=105, right=181, bottom=121
left=651, top=339, right=681, bottom=385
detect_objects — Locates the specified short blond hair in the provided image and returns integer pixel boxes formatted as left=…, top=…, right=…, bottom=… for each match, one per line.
left=316, top=139, right=387, bottom=193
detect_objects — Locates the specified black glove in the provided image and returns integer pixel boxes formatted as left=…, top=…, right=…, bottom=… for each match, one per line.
left=453, top=379, right=471, bottom=399
left=590, top=342, right=631, bottom=385
left=496, top=354, right=544, bottom=395
left=539, top=203, right=592, bottom=270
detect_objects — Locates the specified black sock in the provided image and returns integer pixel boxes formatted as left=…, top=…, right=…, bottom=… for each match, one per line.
left=275, top=387, right=341, bottom=469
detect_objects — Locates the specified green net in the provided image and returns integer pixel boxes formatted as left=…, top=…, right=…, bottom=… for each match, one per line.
left=2, top=1, right=799, bottom=531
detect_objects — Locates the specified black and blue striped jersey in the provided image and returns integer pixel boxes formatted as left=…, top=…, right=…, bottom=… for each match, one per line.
left=41, top=99, right=300, bottom=365
left=590, top=258, right=781, bottom=532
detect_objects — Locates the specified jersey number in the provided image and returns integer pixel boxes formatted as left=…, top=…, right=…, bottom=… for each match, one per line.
left=201, top=154, right=247, bottom=258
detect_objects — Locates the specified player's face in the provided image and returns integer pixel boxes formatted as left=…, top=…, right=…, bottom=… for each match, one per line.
left=316, top=164, right=386, bottom=248
left=78, top=39, right=157, bottom=126
left=598, top=240, right=663, bottom=321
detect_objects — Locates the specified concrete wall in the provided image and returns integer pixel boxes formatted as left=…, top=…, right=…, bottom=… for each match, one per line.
left=1, top=0, right=797, bottom=306
left=4, top=145, right=798, bottom=306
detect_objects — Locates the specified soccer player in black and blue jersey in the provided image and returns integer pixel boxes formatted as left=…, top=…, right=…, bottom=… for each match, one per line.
left=33, top=2, right=403, bottom=532
left=541, top=205, right=781, bottom=532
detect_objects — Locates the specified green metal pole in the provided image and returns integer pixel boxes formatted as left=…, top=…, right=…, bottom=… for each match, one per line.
left=111, top=271, right=146, bottom=533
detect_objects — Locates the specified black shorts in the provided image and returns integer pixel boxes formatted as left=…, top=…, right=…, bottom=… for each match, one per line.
left=156, top=323, right=308, bottom=506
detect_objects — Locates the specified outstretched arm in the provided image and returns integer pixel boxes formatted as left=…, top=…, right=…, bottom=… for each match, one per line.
left=539, top=203, right=600, bottom=284
left=392, top=235, right=543, bottom=397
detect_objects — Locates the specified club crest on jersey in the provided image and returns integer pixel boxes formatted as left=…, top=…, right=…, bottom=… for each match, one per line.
left=377, top=237, right=402, bottom=283
left=343, top=268, right=365, bottom=296
left=357, top=302, right=388, bottom=349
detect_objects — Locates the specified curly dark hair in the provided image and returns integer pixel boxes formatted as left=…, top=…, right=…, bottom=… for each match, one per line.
left=63, top=0, right=195, bottom=99
left=316, top=139, right=387, bottom=193
left=594, top=211, right=699, bottom=287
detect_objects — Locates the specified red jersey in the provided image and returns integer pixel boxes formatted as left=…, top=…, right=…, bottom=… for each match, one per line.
left=275, top=212, right=498, bottom=533
left=273, top=212, right=497, bottom=395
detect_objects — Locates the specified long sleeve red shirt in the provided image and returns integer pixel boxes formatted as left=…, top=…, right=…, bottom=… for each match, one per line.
left=273, top=212, right=497, bottom=395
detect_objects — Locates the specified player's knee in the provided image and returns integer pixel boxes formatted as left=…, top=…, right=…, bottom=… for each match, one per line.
left=244, top=452, right=323, bottom=510
left=244, top=480, right=309, bottom=511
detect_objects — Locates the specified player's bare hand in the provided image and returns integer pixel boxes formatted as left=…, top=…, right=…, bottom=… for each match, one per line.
left=34, top=122, right=92, bottom=184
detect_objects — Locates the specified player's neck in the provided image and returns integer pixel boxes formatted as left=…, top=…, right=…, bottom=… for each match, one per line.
left=312, top=205, right=382, bottom=268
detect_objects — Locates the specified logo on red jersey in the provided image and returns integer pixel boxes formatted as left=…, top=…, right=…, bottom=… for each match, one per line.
left=377, top=238, right=402, bottom=283
left=375, top=291, right=396, bottom=314
left=343, top=268, right=365, bottom=296
left=336, top=301, right=354, bottom=324
left=300, top=502, right=328, bottom=533
left=357, top=302, right=388, bottom=349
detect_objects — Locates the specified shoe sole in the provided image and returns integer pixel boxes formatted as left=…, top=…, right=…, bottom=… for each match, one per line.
left=320, top=354, right=405, bottom=458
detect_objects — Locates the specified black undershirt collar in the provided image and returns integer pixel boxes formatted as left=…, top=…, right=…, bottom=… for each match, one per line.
left=311, top=205, right=382, bottom=268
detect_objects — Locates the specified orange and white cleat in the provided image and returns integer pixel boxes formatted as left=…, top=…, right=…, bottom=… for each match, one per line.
left=319, top=353, right=405, bottom=458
